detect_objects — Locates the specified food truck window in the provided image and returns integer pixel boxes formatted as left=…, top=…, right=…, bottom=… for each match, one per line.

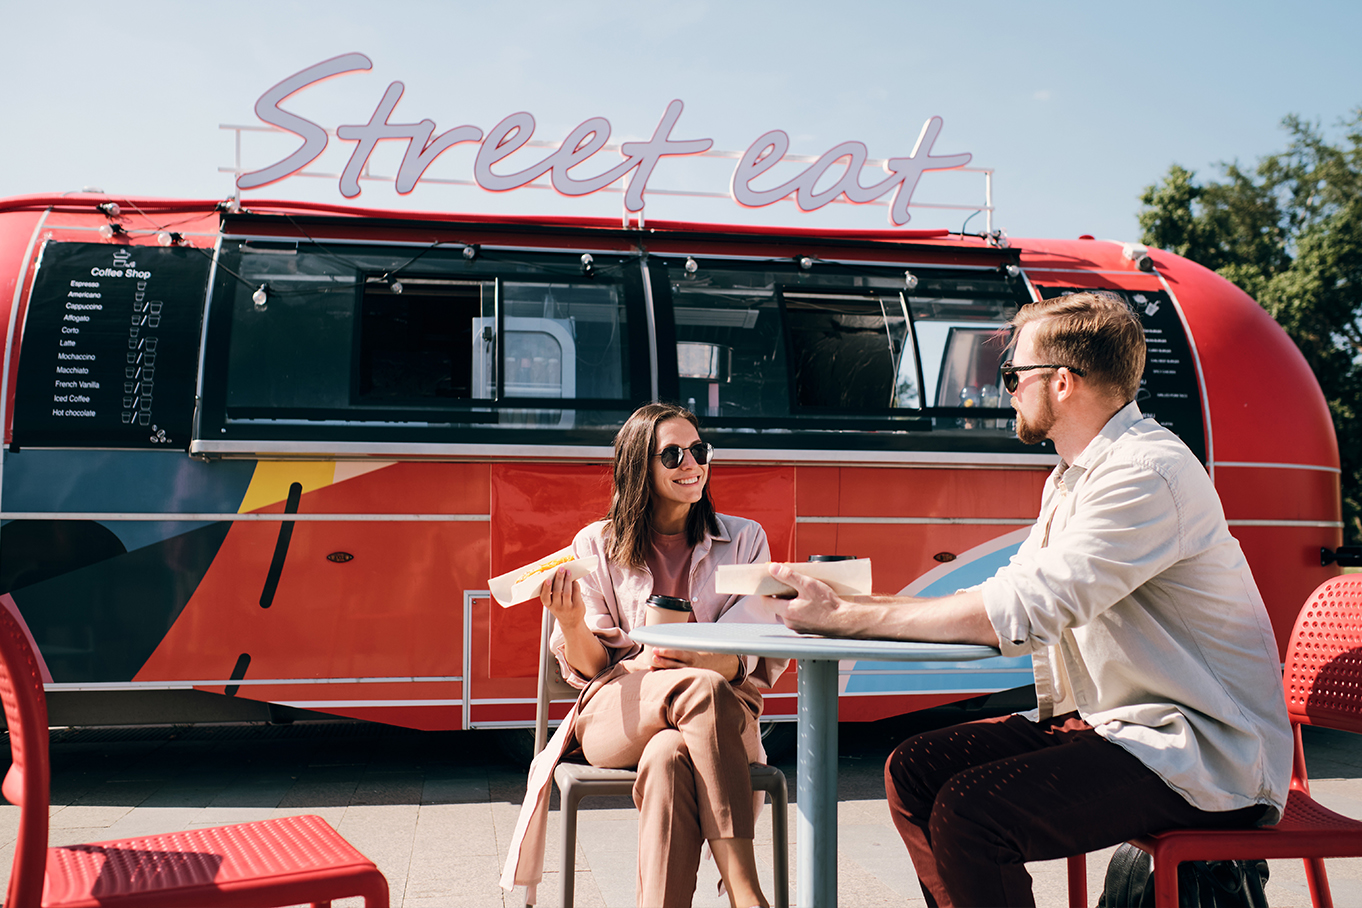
left=908, top=280, right=1019, bottom=430
left=657, top=258, right=1024, bottom=431
left=781, top=290, right=920, bottom=411
left=499, top=281, right=627, bottom=400
left=208, top=241, right=640, bottom=438
left=358, top=279, right=487, bottom=402
left=661, top=262, right=792, bottom=419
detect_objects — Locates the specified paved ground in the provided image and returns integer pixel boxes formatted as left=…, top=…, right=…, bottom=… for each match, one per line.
left=2, top=706, right=1361, bottom=907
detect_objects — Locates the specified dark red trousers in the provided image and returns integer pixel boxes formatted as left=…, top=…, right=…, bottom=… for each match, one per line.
left=884, top=712, right=1267, bottom=907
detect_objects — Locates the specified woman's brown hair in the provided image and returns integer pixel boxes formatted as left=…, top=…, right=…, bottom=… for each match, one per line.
left=604, top=402, right=720, bottom=569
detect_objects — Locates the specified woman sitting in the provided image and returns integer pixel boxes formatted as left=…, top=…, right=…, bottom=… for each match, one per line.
left=501, top=402, right=787, bottom=908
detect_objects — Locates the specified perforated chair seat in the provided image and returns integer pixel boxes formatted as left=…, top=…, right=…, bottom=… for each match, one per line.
left=1126, top=786, right=1362, bottom=861
left=40, top=813, right=387, bottom=908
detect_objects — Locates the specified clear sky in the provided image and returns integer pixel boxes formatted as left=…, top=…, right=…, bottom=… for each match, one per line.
left=3, top=0, right=1359, bottom=243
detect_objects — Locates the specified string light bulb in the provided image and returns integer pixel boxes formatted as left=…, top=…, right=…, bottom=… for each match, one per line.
left=252, top=284, right=268, bottom=310
left=463, top=244, right=479, bottom=261
left=580, top=253, right=594, bottom=276
left=798, top=256, right=814, bottom=271
left=390, top=279, right=403, bottom=294
left=684, top=256, right=698, bottom=275
left=904, top=271, right=919, bottom=291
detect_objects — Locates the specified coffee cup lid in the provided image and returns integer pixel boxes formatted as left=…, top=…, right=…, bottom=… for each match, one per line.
left=646, top=594, right=693, bottom=611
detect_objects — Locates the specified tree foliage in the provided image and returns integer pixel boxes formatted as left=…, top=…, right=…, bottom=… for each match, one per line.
left=1138, top=110, right=1362, bottom=540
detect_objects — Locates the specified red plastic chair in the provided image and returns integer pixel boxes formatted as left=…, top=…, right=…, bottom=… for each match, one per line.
left=1066, top=575, right=1362, bottom=908
left=0, top=595, right=389, bottom=908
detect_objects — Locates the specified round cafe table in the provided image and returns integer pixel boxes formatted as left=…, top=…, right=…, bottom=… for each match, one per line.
left=628, top=621, right=1000, bottom=908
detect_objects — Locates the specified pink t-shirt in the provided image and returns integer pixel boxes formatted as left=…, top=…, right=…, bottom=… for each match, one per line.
left=645, top=529, right=694, bottom=600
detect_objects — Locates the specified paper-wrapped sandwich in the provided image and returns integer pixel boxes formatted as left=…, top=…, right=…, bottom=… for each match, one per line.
left=489, top=550, right=600, bottom=607
left=715, top=558, right=872, bottom=598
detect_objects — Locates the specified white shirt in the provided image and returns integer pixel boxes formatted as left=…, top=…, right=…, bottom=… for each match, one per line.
left=980, top=402, right=1292, bottom=821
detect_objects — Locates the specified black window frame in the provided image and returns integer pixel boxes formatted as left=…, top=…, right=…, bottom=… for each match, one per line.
left=195, top=239, right=652, bottom=446
left=650, top=255, right=1033, bottom=435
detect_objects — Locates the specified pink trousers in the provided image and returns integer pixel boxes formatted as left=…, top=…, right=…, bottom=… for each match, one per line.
left=574, top=666, right=761, bottom=908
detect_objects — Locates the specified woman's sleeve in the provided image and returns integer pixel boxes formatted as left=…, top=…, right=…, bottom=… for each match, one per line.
left=548, top=525, right=638, bottom=687
left=715, top=521, right=790, bottom=688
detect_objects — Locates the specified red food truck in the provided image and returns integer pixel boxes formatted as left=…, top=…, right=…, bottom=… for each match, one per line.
left=0, top=193, right=1340, bottom=748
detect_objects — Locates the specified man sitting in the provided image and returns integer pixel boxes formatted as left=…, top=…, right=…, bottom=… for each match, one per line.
left=769, top=291, right=1292, bottom=907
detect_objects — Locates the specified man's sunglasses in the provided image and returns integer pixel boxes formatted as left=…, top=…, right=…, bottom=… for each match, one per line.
left=652, top=442, right=714, bottom=469
left=1000, top=361, right=1086, bottom=393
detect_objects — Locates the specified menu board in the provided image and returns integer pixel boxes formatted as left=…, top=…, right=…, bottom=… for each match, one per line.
left=1039, top=287, right=1207, bottom=464
left=12, top=242, right=209, bottom=449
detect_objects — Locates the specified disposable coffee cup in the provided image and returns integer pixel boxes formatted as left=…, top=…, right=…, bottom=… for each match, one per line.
left=644, top=594, right=694, bottom=625
left=642, top=594, right=693, bottom=663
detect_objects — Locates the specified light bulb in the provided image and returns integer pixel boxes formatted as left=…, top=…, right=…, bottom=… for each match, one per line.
left=157, top=232, right=173, bottom=247
left=252, top=285, right=268, bottom=310
left=98, top=224, right=115, bottom=240
left=463, top=245, right=478, bottom=261
left=798, top=256, right=813, bottom=271
left=904, top=271, right=919, bottom=291
left=390, top=280, right=403, bottom=294
left=684, top=257, right=698, bottom=275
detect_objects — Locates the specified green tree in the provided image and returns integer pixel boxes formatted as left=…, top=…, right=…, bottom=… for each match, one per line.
left=1138, top=110, right=1362, bottom=540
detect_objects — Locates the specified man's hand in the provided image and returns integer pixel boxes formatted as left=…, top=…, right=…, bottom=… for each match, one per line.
left=764, top=564, right=1002, bottom=647
left=648, top=647, right=743, bottom=681
left=763, top=563, right=879, bottom=637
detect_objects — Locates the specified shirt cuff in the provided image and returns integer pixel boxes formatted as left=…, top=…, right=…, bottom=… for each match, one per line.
left=980, top=576, right=1033, bottom=657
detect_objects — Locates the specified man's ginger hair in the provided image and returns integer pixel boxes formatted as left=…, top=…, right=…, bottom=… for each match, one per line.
left=1010, top=291, right=1145, bottom=404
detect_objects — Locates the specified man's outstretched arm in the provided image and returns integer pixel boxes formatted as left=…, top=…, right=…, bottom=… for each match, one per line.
left=765, top=563, right=1001, bottom=647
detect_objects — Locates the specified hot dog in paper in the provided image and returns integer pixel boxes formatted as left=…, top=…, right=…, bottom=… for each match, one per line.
left=489, top=550, right=600, bottom=607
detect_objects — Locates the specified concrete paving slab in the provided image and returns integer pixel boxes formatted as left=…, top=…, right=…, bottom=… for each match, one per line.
left=47, top=804, right=132, bottom=828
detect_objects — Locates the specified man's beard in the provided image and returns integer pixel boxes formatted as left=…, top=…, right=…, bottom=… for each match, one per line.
left=1015, top=386, right=1055, bottom=445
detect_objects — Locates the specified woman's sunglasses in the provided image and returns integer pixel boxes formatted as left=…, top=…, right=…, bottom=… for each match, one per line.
left=652, top=442, right=714, bottom=469
left=1000, top=361, right=1086, bottom=393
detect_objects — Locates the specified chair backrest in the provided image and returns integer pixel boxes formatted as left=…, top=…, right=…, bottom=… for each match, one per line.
left=1283, top=575, right=1362, bottom=737
left=0, top=595, right=51, bottom=907
left=533, top=608, right=580, bottom=756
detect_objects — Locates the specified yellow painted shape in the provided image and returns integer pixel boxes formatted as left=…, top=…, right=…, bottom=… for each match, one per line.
left=238, top=461, right=337, bottom=513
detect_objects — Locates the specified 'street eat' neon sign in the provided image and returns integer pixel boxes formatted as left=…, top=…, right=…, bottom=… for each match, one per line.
left=238, top=53, right=973, bottom=226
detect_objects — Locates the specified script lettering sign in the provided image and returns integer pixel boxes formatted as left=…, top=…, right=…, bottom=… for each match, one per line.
left=238, top=53, right=972, bottom=226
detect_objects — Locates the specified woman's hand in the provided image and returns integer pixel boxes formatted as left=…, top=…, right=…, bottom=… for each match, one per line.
left=617, top=655, right=655, bottom=673
left=542, top=565, right=609, bottom=678
left=540, top=565, right=587, bottom=628
left=649, top=647, right=742, bottom=682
